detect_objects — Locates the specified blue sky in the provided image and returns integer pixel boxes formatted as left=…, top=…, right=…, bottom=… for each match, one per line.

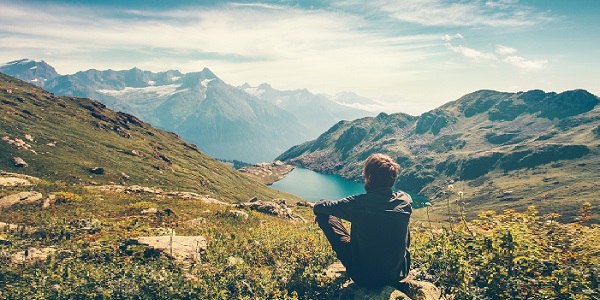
left=1, top=0, right=598, bottom=114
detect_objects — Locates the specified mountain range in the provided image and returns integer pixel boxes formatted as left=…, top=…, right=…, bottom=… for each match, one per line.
left=278, top=89, right=600, bottom=221
left=0, top=71, right=299, bottom=203
left=1, top=59, right=375, bottom=163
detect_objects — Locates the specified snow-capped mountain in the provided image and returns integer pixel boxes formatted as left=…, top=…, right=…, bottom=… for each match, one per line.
left=1, top=59, right=373, bottom=162
left=0, top=59, right=59, bottom=85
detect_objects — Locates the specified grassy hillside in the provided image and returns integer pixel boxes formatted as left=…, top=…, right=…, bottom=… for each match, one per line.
left=0, top=72, right=300, bottom=204
left=278, top=90, right=600, bottom=222
left=1, top=73, right=598, bottom=298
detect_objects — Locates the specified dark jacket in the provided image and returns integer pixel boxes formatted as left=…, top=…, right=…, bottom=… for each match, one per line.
left=313, top=187, right=412, bottom=287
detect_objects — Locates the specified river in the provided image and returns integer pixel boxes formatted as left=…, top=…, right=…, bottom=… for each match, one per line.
left=270, top=167, right=428, bottom=206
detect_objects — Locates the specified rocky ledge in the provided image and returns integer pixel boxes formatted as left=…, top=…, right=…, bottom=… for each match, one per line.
left=238, top=160, right=295, bottom=184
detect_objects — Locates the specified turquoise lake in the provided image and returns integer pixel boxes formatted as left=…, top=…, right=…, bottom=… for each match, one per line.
left=270, top=167, right=428, bottom=206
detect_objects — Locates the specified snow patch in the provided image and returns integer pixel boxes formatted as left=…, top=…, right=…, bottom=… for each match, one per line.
left=31, top=78, right=38, bottom=82
left=98, top=84, right=183, bottom=98
left=29, top=66, right=37, bottom=70
left=201, top=78, right=214, bottom=88
left=244, top=87, right=265, bottom=97
left=171, top=76, right=180, bottom=81
left=148, top=80, right=155, bottom=86
left=2, top=59, right=33, bottom=67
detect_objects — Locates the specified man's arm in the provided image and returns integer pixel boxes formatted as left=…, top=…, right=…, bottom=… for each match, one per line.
left=313, top=196, right=359, bottom=222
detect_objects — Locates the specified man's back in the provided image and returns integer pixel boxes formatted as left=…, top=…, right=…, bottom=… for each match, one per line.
left=314, top=188, right=412, bottom=287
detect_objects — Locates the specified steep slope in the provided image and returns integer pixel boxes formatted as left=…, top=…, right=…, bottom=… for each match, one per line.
left=0, top=72, right=300, bottom=203
left=242, top=83, right=374, bottom=139
left=278, top=89, right=600, bottom=220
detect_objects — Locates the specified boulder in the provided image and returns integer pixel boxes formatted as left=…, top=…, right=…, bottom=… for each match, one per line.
left=323, top=262, right=444, bottom=300
left=0, top=177, right=31, bottom=187
left=230, top=210, right=249, bottom=219
left=131, top=235, right=207, bottom=262
left=89, top=167, right=105, bottom=174
left=0, top=191, right=43, bottom=208
left=13, top=157, right=28, bottom=168
left=11, top=247, right=56, bottom=264
left=236, top=200, right=306, bottom=222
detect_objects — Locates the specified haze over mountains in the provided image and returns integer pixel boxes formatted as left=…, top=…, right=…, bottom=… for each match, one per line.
left=1, top=59, right=375, bottom=163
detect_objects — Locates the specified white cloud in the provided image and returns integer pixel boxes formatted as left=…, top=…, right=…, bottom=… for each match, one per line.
left=444, top=37, right=547, bottom=72
left=503, top=56, right=548, bottom=71
left=442, top=33, right=464, bottom=42
left=496, top=45, right=518, bottom=55
left=446, top=44, right=497, bottom=61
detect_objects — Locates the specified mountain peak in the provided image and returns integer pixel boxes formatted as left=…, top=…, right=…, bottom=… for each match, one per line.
left=201, top=67, right=217, bottom=79
left=0, top=58, right=59, bottom=86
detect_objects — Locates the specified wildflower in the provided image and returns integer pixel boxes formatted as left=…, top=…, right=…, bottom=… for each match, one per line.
left=447, top=184, right=454, bottom=191
left=52, top=284, right=60, bottom=291
left=458, top=191, right=464, bottom=198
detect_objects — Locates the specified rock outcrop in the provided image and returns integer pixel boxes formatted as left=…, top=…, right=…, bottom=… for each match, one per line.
left=0, top=191, right=43, bottom=208
left=128, top=235, right=207, bottom=262
left=11, top=247, right=56, bottom=264
left=323, top=262, right=444, bottom=300
left=87, top=185, right=231, bottom=206
left=238, top=160, right=295, bottom=184
left=236, top=199, right=306, bottom=222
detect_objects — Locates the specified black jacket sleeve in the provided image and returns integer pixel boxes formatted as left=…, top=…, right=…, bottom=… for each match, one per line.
left=313, top=196, right=360, bottom=222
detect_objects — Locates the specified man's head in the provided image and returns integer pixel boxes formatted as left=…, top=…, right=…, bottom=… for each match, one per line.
left=362, top=153, right=400, bottom=191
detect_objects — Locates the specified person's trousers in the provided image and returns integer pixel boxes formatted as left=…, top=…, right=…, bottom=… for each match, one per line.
left=315, top=214, right=353, bottom=272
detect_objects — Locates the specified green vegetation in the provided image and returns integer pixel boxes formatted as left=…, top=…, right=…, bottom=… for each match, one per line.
left=1, top=73, right=598, bottom=299
left=412, top=205, right=599, bottom=299
left=1, top=179, right=598, bottom=299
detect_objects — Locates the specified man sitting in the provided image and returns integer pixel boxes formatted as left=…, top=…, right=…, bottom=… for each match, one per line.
left=314, top=153, right=412, bottom=288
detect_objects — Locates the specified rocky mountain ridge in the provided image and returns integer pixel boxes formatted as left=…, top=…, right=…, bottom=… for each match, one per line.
left=278, top=89, right=600, bottom=221
left=1, top=59, right=373, bottom=163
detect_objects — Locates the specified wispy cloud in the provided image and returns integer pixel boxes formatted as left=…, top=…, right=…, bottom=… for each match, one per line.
left=0, top=1, right=442, bottom=97
left=338, top=0, right=554, bottom=27
left=444, top=35, right=546, bottom=71
left=503, top=56, right=548, bottom=71
left=496, top=45, right=518, bottom=55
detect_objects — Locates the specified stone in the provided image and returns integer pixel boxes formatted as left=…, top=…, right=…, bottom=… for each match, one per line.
left=13, top=157, right=28, bottom=167
left=324, top=263, right=444, bottom=300
left=0, top=191, right=44, bottom=208
left=0, top=177, right=31, bottom=187
left=296, top=200, right=315, bottom=208
left=236, top=200, right=306, bottom=222
left=89, top=167, right=105, bottom=174
left=11, top=247, right=56, bottom=264
left=230, top=210, right=249, bottom=219
left=131, top=235, right=207, bottom=262
left=141, top=207, right=158, bottom=215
